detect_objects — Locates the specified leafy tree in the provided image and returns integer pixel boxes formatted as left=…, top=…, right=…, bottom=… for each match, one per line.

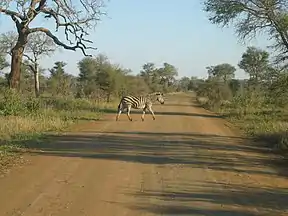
left=77, top=57, right=99, bottom=97
left=203, top=0, right=288, bottom=64
left=206, top=66, right=215, bottom=79
left=0, top=0, right=107, bottom=89
left=188, top=76, right=204, bottom=91
left=0, top=31, right=18, bottom=56
left=207, top=63, right=236, bottom=83
left=48, top=61, right=72, bottom=96
left=0, top=53, right=9, bottom=88
left=139, top=62, right=179, bottom=92
left=124, top=75, right=150, bottom=95
left=96, top=64, right=123, bottom=102
left=77, top=54, right=133, bottom=101
left=213, top=63, right=236, bottom=83
left=238, top=46, right=270, bottom=84
left=0, top=54, right=8, bottom=70
left=178, top=76, right=191, bottom=91
left=158, top=62, right=178, bottom=89
left=268, top=73, right=288, bottom=107
left=78, top=54, right=115, bottom=99
left=78, top=57, right=98, bottom=82
left=140, top=63, right=157, bottom=89
left=49, top=61, right=66, bottom=77
left=263, top=66, right=282, bottom=84
left=229, top=79, right=241, bottom=96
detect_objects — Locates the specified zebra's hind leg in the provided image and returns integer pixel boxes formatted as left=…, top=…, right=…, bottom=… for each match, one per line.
left=116, top=108, right=122, bottom=121
left=126, top=105, right=133, bottom=121
left=116, top=103, right=123, bottom=121
left=116, top=110, right=122, bottom=121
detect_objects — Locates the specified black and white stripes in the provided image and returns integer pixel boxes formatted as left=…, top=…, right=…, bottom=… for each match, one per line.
left=116, top=92, right=165, bottom=121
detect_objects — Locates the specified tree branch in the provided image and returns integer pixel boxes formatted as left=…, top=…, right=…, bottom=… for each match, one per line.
left=22, top=60, right=35, bottom=73
left=28, top=27, right=96, bottom=56
left=23, top=53, right=34, bottom=63
left=10, top=15, right=23, bottom=33
left=1, top=0, right=106, bottom=60
left=42, top=7, right=92, bottom=45
left=0, top=7, right=25, bottom=20
left=24, top=0, right=47, bottom=27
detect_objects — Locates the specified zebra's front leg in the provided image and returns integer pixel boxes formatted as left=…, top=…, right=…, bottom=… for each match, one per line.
left=126, top=105, right=133, bottom=121
left=141, top=108, right=146, bottom=121
left=148, top=107, right=156, bottom=120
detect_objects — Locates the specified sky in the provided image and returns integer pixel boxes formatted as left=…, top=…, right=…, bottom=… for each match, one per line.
left=0, top=0, right=271, bottom=79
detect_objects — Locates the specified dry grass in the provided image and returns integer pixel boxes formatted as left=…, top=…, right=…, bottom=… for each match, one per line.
left=196, top=96, right=288, bottom=151
left=0, top=95, right=119, bottom=174
left=0, top=115, right=69, bottom=141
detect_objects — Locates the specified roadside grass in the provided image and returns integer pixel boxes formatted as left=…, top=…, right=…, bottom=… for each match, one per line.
left=196, top=96, right=288, bottom=152
left=0, top=90, right=118, bottom=173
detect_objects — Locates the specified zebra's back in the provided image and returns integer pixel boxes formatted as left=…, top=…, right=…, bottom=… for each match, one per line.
left=121, top=95, right=149, bottom=109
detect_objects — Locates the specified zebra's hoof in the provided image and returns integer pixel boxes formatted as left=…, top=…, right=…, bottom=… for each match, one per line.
left=129, top=119, right=133, bottom=121
left=141, top=118, right=144, bottom=121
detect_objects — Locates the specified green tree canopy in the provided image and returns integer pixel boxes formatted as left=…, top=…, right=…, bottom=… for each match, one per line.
left=203, top=0, right=288, bottom=65
left=207, top=63, right=236, bottom=83
left=238, top=46, right=270, bottom=83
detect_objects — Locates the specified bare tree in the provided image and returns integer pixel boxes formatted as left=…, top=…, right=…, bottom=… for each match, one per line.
left=25, top=33, right=56, bottom=97
left=0, top=31, right=56, bottom=97
left=0, top=0, right=107, bottom=89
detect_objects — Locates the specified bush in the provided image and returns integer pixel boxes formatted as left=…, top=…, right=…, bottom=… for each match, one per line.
left=0, top=89, right=26, bottom=116
left=0, top=89, right=113, bottom=152
left=43, top=97, right=95, bottom=112
left=196, top=78, right=288, bottom=152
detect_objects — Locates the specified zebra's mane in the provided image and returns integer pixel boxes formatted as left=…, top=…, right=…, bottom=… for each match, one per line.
left=145, top=92, right=162, bottom=101
left=135, top=92, right=162, bottom=99
left=147, top=92, right=162, bottom=96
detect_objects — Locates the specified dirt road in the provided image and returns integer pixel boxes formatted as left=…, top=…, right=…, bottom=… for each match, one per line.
left=0, top=93, right=288, bottom=216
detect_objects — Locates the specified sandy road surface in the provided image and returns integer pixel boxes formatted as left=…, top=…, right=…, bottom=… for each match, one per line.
left=0, top=93, right=288, bottom=216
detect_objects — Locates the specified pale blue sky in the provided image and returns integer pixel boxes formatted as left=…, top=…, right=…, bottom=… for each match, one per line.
left=0, top=0, right=271, bottom=79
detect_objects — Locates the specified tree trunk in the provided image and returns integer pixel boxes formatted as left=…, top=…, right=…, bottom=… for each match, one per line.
left=33, top=64, right=40, bottom=98
left=8, top=32, right=28, bottom=90
left=106, top=92, right=111, bottom=102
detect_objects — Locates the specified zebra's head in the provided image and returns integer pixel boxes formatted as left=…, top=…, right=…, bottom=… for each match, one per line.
left=155, top=92, right=165, bottom=104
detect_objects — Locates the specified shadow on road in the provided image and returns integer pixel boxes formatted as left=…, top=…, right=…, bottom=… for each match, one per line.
left=123, top=181, right=288, bottom=215
left=99, top=107, right=225, bottom=119
left=19, top=130, right=288, bottom=214
left=20, top=130, right=288, bottom=179
left=155, top=111, right=224, bottom=118
left=156, top=103, right=197, bottom=107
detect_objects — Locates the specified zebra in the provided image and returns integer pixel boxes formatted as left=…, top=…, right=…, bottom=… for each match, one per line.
left=115, top=92, right=165, bottom=121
